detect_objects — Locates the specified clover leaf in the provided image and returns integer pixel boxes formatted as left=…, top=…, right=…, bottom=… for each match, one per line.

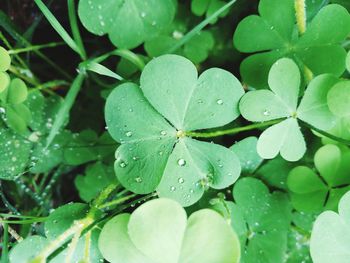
left=229, top=178, right=291, bottom=263
left=230, top=136, right=263, bottom=174
left=233, top=1, right=350, bottom=88
left=78, top=0, right=176, bottom=49
left=0, top=46, right=11, bottom=92
left=75, top=162, right=117, bottom=202
left=347, top=51, right=350, bottom=72
left=239, top=58, right=338, bottom=161
left=287, top=144, right=350, bottom=212
left=9, top=203, right=102, bottom=263
left=310, top=190, right=350, bottom=263
left=98, top=198, right=241, bottom=263
left=191, top=0, right=231, bottom=24
left=105, top=54, right=244, bottom=206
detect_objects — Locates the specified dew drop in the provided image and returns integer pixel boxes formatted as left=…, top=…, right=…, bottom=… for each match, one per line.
left=262, top=109, right=270, bottom=116
left=160, top=130, right=167, bottom=136
left=216, top=99, right=223, bottom=105
left=125, top=131, right=133, bottom=137
left=170, top=186, right=176, bottom=192
left=178, top=178, right=184, bottom=184
left=197, top=99, right=203, bottom=104
left=151, top=21, right=157, bottom=26
left=158, top=151, right=164, bottom=156
left=141, top=12, right=146, bottom=18
left=132, top=156, right=139, bottom=161
left=177, top=159, right=186, bottom=166
left=119, top=161, right=127, bottom=168
left=135, top=177, right=142, bottom=183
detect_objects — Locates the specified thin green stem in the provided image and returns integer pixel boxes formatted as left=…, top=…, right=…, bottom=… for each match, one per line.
left=98, top=194, right=137, bottom=209
left=67, top=0, right=87, bottom=60
left=1, top=223, right=9, bottom=263
left=88, top=183, right=119, bottom=218
left=295, top=0, right=307, bottom=35
left=8, top=42, right=65, bottom=54
left=186, top=119, right=282, bottom=138
left=8, top=66, right=40, bottom=86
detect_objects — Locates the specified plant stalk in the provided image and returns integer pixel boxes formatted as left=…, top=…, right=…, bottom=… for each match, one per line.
left=295, top=0, right=307, bottom=35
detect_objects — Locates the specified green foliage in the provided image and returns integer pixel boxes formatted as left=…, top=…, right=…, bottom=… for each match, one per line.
left=78, top=0, right=177, bottom=49
left=240, top=58, right=338, bottom=161
left=105, top=54, right=244, bottom=206
left=99, top=198, right=241, bottom=263
left=75, top=162, right=117, bottom=202
left=287, top=144, right=350, bottom=212
left=229, top=178, right=291, bottom=263
left=233, top=1, right=350, bottom=88
left=310, top=190, right=350, bottom=263
left=3, top=0, right=350, bottom=262
left=191, top=0, right=231, bottom=24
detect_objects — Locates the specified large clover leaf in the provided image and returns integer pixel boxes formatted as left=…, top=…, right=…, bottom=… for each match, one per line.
left=233, top=1, right=350, bottom=88
left=78, top=0, right=176, bottom=49
left=310, top=190, right=350, bottom=263
left=239, top=58, right=338, bottom=161
left=229, top=178, right=291, bottom=263
left=98, top=198, right=241, bottom=263
left=0, top=46, right=11, bottom=92
left=105, top=54, right=244, bottom=206
left=287, top=144, right=350, bottom=212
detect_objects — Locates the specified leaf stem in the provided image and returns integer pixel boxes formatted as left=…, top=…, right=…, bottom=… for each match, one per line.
left=295, top=0, right=307, bottom=35
left=7, top=42, right=65, bottom=54
left=186, top=119, right=281, bottom=138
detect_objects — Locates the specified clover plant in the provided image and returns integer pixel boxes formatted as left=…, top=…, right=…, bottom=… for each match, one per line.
left=1, top=0, right=350, bottom=262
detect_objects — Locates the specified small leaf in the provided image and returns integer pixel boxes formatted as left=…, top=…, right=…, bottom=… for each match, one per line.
left=9, top=236, right=48, bottom=263
left=0, top=46, right=11, bottom=72
left=7, top=78, right=28, bottom=104
left=310, top=191, right=350, bottom=263
left=257, top=118, right=306, bottom=162
left=230, top=136, right=263, bottom=174
left=78, top=0, right=176, bottom=49
left=327, top=80, right=350, bottom=117
left=0, top=72, right=10, bottom=92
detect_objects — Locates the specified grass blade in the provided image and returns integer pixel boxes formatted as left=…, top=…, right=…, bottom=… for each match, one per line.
left=67, top=0, right=86, bottom=60
left=85, top=62, right=124, bottom=80
left=45, top=74, right=85, bottom=148
left=166, top=0, right=237, bottom=53
left=34, top=0, right=83, bottom=58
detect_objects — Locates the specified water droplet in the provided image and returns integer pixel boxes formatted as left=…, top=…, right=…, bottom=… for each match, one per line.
left=11, top=156, right=17, bottom=162
left=100, top=21, right=105, bottom=26
left=141, top=12, right=146, bottom=18
left=177, top=159, right=186, bottom=166
left=132, top=156, right=139, bottom=161
left=151, top=21, right=157, bottom=26
left=97, top=4, right=102, bottom=9
left=125, top=131, right=133, bottom=137
left=119, top=161, right=127, bottom=168
left=178, top=178, right=184, bottom=184
left=158, top=151, right=164, bottom=156
left=263, top=109, right=270, bottom=116
left=216, top=99, right=223, bottom=105
left=270, top=26, right=274, bottom=30
left=160, top=130, right=167, bottom=136
left=197, top=99, right=203, bottom=104
left=170, top=186, right=176, bottom=192
left=135, top=177, right=142, bottom=183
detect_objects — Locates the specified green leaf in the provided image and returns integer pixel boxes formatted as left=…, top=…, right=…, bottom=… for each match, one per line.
left=346, top=51, right=350, bottom=72
left=157, top=138, right=241, bottom=206
left=231, top=178, right=291, bottom=263
left=327, top=80, right=350, bottom=117
left=230, top=136, right=263, bottom=174
left=78, top=0, right=176, bottom=49
left=257, top=118, right=306, bottom=162
left=7, top=78, right=28, bottom=104
left=297, top=74, right=339, bottom=130
left=0, top=128, right=32, bottom=180
left=99, top=198, right=241, bottom=263
left=310, top=190, right=350, bottom=263
left=191, top=0, right=231, bottom=24
left=75, top=162, right=117, bottom=202
left=0, top=72, right=10, bottom=92
left=287, top=144, right=350, bottom=212
left=9, top=236, right=48, bottom=263
left=141, top=55, right=243, bottom=130
left=105, top=55, right=243, bottom=204
left=234, top=3, right=350, bottom=88
left=0, top=46, right=11, bottom=72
